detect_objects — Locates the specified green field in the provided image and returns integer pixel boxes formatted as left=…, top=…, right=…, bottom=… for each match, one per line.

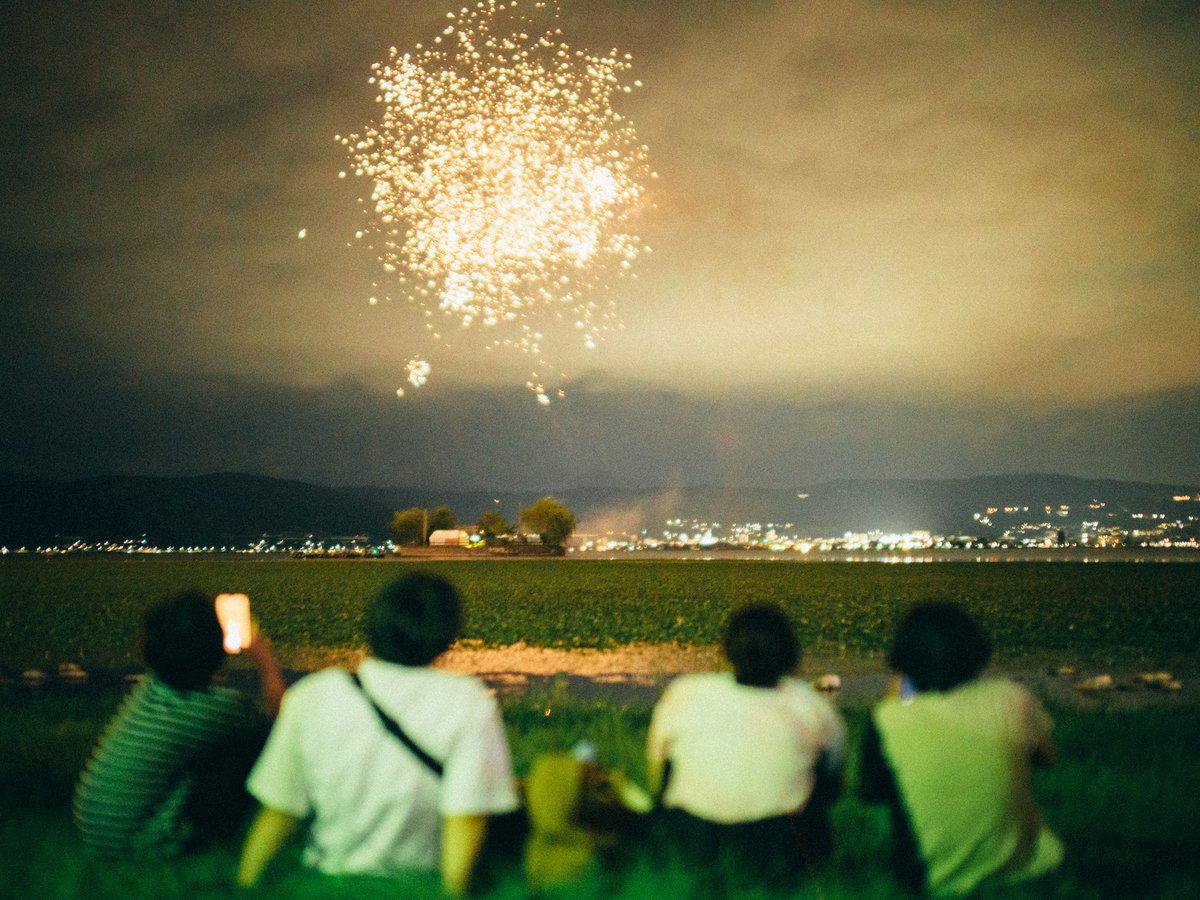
left=3, top=557, right=1199, bottom=670
left=2, top=558, right=1199, bottom=897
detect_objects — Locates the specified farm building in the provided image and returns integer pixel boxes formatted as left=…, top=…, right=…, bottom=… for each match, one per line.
left=428, top=529, right=471, bottom=547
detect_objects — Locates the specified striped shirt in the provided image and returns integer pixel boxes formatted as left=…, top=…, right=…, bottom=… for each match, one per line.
left=73, top=675, right=258, bottom=856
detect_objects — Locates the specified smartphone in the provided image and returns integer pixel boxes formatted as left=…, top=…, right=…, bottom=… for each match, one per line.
left=215, top=593, right=252, bottom=654
left=899, top=676, right=916, bottom=702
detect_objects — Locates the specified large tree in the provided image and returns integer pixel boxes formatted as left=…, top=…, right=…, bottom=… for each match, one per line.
left=391, top=505, right=459, bottom=545
left=476, top=510, right=512, bottom=544
left=390, top=507, right=427, bottom=545
left=519, top=496, right=577, bottom=549
left=427, top=505, right=457, bottom=534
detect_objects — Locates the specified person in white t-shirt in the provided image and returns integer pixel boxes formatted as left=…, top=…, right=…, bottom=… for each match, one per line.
left=236, top=574, right=518, bottom=896
left=647, top=603, right=846, bottom=889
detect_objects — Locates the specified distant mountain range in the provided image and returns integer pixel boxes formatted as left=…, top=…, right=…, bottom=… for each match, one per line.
left=0, top=471, right=1196, bottom=546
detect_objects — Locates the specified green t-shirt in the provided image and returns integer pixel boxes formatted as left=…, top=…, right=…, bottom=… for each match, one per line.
left=873, top=678, right=1064, bottom=896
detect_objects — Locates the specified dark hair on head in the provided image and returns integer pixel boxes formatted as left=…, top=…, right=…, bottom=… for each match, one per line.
left=889, top=602, right=992, bottom=692
left=722, top=603, right=800, bottom=687
left=142, top=589, right=225, bottom=691
left=368, top=573, right=462, bottom=666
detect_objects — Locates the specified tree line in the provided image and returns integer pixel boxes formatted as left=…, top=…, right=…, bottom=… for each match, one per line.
left=388, top=496, right=577, bottom=549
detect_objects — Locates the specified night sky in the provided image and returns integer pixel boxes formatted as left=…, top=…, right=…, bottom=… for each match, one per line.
left=3, top=1, right=1198, bottom=491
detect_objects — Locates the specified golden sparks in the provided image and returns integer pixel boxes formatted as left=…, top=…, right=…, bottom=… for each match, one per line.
left=339, top=0, right=651, bottom=400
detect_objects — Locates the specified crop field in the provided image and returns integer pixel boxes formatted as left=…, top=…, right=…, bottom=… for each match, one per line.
left=3, top=557, right=1199, bottom=897
left=2, top=557, right=1199, bottom=670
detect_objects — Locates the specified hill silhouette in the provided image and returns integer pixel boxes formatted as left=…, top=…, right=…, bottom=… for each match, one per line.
left=0, top=471, right=1195, bottom=546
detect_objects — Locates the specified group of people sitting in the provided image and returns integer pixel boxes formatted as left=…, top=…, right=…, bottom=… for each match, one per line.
left=73, top=573, right=1063, bottom=896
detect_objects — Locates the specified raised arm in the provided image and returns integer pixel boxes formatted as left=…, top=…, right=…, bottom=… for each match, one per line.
left=245, top=627, right=286, bottom=718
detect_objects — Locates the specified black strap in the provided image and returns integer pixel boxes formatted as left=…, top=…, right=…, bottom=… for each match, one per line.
left=654, top=759, right=672, bottom=810
left=349, top=671, right=444, bottom=778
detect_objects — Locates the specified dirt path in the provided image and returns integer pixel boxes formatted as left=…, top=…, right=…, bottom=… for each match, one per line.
left=281, top=642, right=1195, bottom=709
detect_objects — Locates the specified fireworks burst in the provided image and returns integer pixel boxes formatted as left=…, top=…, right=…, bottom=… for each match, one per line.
left=338, top=0, right=652, bottom=400
left=405, top=358, right=432, bottom=388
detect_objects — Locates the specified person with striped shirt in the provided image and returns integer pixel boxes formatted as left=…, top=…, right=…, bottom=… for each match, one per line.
left=74, top=590, right=284, bottom=856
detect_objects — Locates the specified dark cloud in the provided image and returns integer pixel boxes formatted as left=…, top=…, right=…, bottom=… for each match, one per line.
left=2, top=360, right=1196, bottom=488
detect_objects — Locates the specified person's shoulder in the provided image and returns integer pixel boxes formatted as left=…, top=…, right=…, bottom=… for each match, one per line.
left=199, top=682, right=253, bottom=713
left=145, top=674, right=241, bottom=709
left=426, top=667, right=498, bottom=709
left=282, top=666, right=356, bottom=704
left=778, top=675, right=835, bottom=705
left=364, top=658, right=494, bottom=702
left=661, top=671, right=728, bottom=700
left=421, top=664, right=491, bottom=693
left=778, top=675, right=821, bottom=696
left=263, top=667, right=359, bottom=729
left=669, top=673, right=748, bottom=716
left=127, top=677, right=253, bottom=733
left=779, top=676, right=845, bottom=722
left=687, top=671, right=731, bottom=688
left=983, top=676, right=1049, bottom=719
left=963, top=676, right=1034, bottom=705
left=285, top=666, right=341, bottom=687
left=194, top=684, right=269, bottom=731
left=946, top=678, right=1046, bottom=728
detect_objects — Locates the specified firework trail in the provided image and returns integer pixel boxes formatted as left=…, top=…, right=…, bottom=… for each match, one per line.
left=339, top=0, right=651, bottom=403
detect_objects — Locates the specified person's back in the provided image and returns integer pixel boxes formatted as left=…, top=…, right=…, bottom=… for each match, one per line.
left=238, top=573, right=518, bottom=896
left=872, top=678, right=1062, bottom=895
left=652, top=671, right=838, bottom=824
left=247, top=659, right=511, bottom=874
left=647, top=604, right=845, bottom=889
left=74, top=589, right=282, bottom=855
left=74, top=674, right=257, bottom=854
left=861, top=603, right=1063, bottom=896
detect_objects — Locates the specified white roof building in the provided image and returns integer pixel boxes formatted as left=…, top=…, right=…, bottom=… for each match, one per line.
left=428, top=529, right=471, bottom=547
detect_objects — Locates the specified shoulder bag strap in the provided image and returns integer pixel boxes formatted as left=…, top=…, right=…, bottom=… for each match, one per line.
left=653, top=759, right=672, bottom=810
left=349, top=671, right=444, bottom=778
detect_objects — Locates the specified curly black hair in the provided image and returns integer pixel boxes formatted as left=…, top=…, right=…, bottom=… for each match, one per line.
left=888, top=602, right=992, bottom=692
left=722, top=603, right=800, bottom=687
left=368, top=573, right=462, bottom=666
left=142, top=589, right=225, bottom=691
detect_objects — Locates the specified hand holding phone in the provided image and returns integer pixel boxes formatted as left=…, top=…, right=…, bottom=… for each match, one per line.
left=215, top=593, right=252, bottom=654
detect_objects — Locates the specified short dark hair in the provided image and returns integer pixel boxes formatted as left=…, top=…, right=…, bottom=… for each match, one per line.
left=888, top=602, right=992, bottom=692
left=142, top=589, right=225, bottom=691
left=722, top=603, right=800, bottom=687
left=368, top=573, right=462, bottom=665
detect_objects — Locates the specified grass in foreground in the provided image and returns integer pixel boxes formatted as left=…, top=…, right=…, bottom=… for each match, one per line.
left=2, top=689, right=1198, bottom=899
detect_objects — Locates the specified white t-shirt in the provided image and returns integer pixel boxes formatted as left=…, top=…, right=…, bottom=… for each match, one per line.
left=247, top=658, right=518, bottom=875
left=647, top=672, right=846, bottom=824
